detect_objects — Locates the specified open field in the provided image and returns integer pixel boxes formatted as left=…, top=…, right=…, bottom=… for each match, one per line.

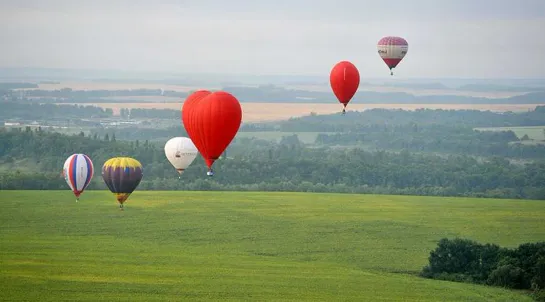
left=58, top=102, right=544, bottom=123
left=475, top=126, right=545, bottom=141
left=1, top=191, right=544, bottom=301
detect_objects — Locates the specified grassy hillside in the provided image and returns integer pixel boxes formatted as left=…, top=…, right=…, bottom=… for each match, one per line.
left=1, top=191, right=544, bottom=301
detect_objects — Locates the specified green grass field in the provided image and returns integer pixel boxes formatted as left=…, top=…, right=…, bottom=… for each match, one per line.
left=1, top=191, right=544, bottom=301
left=475, top=126, right=545, bottom=141
left=236, top=132, right=328, bottom=144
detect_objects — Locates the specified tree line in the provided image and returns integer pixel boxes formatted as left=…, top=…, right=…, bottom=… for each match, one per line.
left=272, top=106, right=545, bottom=131
left=421, top=238, right=545, bottom=301
left=313, top=125, right=545, bottom=160
left=3, top=102, right=545, bottom=161
left=223, top=85, right=545, bottom=104
left=4, top=101, right=545, bottom=128
left=1, top=128, right=545, bottom=200
left=0, top=101, right=113, bottom=120
left=91, top=121, right=545, bottom=161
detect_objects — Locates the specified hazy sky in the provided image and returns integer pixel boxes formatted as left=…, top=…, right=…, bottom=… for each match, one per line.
left=1, top=0, right=545, bottom=78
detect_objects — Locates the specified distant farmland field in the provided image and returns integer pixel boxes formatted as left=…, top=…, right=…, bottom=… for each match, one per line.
left=59, top=102, right=544, bottom=123
left=1, top=191, right=543, bottom=301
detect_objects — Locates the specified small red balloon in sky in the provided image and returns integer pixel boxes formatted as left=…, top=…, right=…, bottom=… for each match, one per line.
left=330, top=61, right=360, bottom=114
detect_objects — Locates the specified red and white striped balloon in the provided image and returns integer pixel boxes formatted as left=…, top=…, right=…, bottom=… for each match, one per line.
left=377, top=36, right=409, bottom=75
left=62, top=154, right=94, bottom=201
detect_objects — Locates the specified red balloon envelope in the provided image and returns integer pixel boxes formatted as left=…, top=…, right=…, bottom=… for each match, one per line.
left=182, top=91, right=242, bottom=176
left=181, top=90, right=211, bottom=132
left=330, top=61, right=360, bottom=114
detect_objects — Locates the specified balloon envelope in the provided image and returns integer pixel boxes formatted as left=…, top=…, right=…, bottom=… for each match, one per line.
left=181, top=90, right=211, bottom=130
left=164, top=137, right=198, bottom=174
left=62, top=153, right=94, bottom=200
left=182, top=91, right=242, bottom=172
left=101, top=157, right=143, bottom=205
left=330, top=61, right=360, bottom=111
left=377, top=36, right=408, bottom=75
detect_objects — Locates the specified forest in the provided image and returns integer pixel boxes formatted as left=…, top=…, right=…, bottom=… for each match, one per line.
left=274, top=106, right=545, bottom=129
left=3, top=100, right=545, bottom=125
left=0, top=101, right=113, bottom=120
left=2, top=101, right=545, bottom=160
left=86, top=122, right=545, bottom=160
left=91, top=107, right=545, bottom=160
left=1, top=128, right=544, bottom=200
left=4, top=100, right=545, bottom=126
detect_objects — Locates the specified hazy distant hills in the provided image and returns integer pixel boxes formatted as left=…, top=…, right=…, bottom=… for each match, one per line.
left=1, top=67, right=544, bottom=89
left=223, top=86, right=545, bottom=104
left=1, top=68, right=544, bottom=105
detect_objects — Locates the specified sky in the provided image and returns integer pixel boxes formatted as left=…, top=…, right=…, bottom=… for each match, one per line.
left=1, top=0, right=545, bottom=79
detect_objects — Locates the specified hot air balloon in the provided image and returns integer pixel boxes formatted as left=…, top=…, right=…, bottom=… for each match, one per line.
left=62, top=153, right=94, bottom=202
left=183, top=91, right=242, bottom=176
left=330, top=61, right=360, bottom=114
left=377, top=36, right=409, bottom=76
left=101, top=157, right=143, bottom=210
left=164, top=137, right=198, bottom=177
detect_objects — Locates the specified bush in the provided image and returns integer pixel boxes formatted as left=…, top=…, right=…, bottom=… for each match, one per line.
left=487, top=264, right=526, bottom=289
left=532, top=257, right=545, bottom=291
left=424, top=238, right=502, bottom=283
left=421, top=238, right=545, bottom=300
left=426, top=238, right=482, bottom=275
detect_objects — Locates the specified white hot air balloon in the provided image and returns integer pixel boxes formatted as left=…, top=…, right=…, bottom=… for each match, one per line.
left=164, top=137, right=199, bottom=177
left=62, top=153, right=94, bottom=202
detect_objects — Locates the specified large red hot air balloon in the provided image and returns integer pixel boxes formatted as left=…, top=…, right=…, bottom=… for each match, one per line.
left=377, top=36, right=409, bottom=76
left=330, top=61, right=360, bottom=114
left=182, top=91, right=242, bottom=176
